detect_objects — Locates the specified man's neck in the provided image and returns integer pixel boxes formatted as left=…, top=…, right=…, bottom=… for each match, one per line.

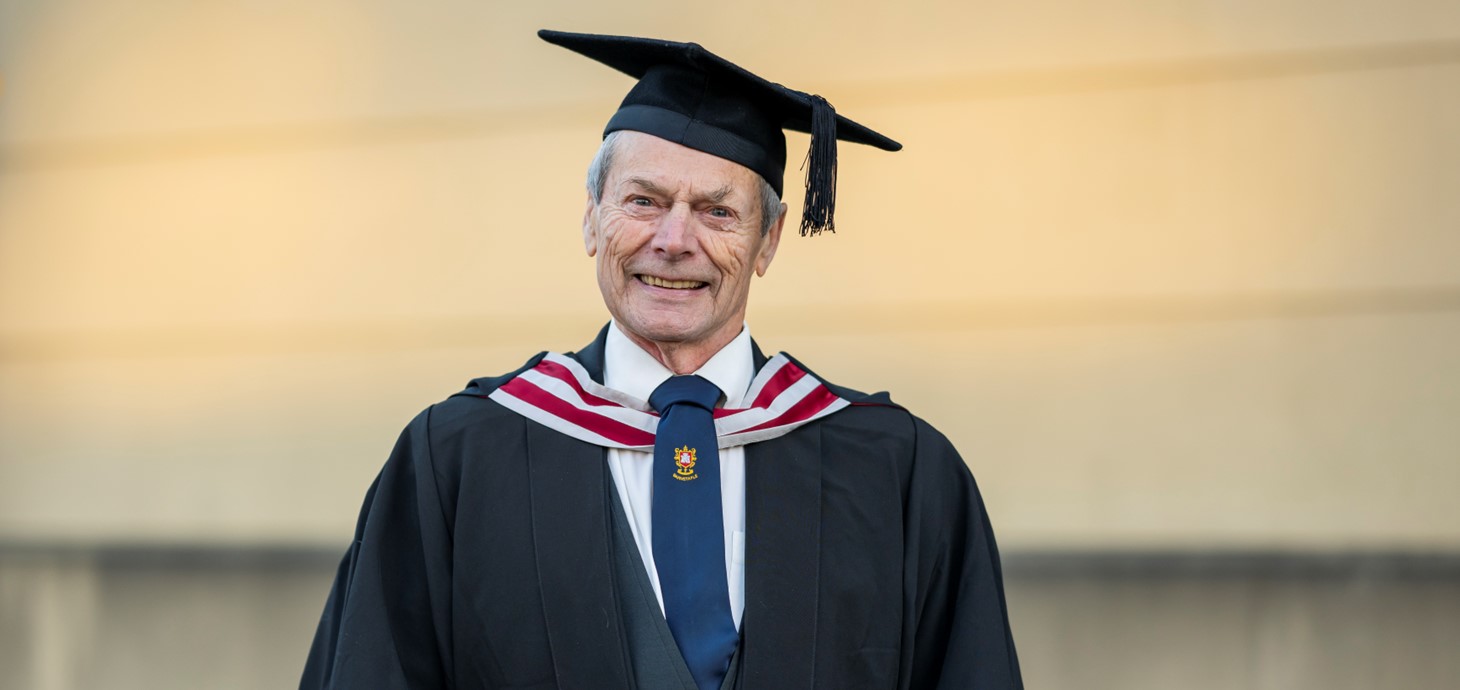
left=605, top=321, right=754, bottom=407
left=617, top=323, right=744, bottom=375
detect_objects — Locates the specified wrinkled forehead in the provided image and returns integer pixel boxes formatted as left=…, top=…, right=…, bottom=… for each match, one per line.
left=605, top=132, right=766, bottom=202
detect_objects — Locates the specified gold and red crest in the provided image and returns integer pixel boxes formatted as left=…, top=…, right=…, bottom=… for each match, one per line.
left=673, top=446, right=698, bottom=481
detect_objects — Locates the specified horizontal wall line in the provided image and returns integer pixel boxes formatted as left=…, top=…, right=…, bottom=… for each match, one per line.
left=2, top=285, right=1459, bottom=362
left=3, top=38, right=1457, bottom=173
left=0, top=103, right=606, bottom=174
left=3, top=540, right=1458, bottom=578
left=1001, top=549, right=1460, bottom=580
left=835, top=36, right=1460, bottom=107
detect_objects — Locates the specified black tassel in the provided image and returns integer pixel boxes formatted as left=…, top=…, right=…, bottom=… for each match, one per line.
left=800, top=95, right=838, bottom=236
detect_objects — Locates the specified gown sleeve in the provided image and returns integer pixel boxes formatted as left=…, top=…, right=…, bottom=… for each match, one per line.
left=899, top=417, right=1024, bottom=689
left=300, top=407, right=455, bottom=689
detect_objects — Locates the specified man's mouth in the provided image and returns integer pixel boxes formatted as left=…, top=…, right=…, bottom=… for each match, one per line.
left=637, top=274, right=707, bottom=290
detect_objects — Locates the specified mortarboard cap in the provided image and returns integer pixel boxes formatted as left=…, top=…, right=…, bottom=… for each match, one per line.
left=539, top=29, right=902, bottom=236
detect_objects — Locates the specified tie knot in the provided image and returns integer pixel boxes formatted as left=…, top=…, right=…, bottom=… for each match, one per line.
left=649, top=375, right=723, bottom=414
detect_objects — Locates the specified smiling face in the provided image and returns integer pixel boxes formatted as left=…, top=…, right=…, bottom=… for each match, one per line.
left=583, top=132, right=785, bottom=369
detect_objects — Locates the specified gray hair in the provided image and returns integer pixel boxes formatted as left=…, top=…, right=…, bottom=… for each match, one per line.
left=586, top=131, right=783, bottom=236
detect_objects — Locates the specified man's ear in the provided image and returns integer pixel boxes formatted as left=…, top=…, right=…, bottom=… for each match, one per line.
left=754, top=202, right=787, bottom=277
left=582, top=193, right=598, bottom=258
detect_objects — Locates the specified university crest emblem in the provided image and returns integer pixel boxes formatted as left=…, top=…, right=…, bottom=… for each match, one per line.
left=673, top=446, right=698, bottom=481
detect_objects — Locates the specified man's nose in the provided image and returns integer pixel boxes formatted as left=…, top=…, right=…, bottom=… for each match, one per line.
left=651, top=204, right=696, bottom=256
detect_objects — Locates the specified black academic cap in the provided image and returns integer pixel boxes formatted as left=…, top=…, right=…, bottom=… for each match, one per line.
left=539, top=29, right=902, bottom=236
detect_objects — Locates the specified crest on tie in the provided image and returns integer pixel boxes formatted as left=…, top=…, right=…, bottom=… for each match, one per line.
left=673, top=446, right=698, bottom=481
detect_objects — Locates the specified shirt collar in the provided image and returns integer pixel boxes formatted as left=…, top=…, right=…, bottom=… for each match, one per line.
left=604, top=321, right=754, bottom=408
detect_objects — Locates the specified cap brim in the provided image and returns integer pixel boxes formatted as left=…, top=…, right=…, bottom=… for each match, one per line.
left=539, top=29, right=902, bottom=153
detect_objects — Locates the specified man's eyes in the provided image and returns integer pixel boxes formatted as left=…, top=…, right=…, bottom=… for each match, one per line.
left=624, top=197, right=734, bottom=221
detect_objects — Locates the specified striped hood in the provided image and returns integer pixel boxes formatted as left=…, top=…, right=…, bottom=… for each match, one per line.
left=486, top=351, right=853, bottom=450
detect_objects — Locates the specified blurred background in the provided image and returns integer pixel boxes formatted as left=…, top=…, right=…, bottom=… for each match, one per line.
left=2, top=1, right=1458, bottom=688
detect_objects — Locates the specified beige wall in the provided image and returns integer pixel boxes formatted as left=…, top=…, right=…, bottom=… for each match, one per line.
left=3, top=0, right=1457, bottom=551
left=2, top=2, right=1459, bottom=687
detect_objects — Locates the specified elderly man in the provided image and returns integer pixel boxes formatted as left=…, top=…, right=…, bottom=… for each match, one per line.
left=301, top=30, right=1022, bottom=690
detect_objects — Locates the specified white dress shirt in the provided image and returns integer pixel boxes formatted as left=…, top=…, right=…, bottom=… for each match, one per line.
left=604, top=320, right=750, bottom=630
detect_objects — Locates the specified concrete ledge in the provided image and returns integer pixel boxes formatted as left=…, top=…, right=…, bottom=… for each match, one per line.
left=4, top=540, right=1460, bottom=577
left=1000, top=549, right=1460, bottom=579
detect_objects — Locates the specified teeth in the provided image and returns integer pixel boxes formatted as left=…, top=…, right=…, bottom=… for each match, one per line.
left=640, top=275, right=705, bottom=290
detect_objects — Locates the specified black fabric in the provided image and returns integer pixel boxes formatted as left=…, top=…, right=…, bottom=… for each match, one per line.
left=608, top=471, right=704, bottom=690
left=606, top=103, right=781, bottom=194
left=608, top=477, right=745, bottom=690
left=538, top=29, right=901, bottom=233
left=301, top=326, right=1023, bottom=689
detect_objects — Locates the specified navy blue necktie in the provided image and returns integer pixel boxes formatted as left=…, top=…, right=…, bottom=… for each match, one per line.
left=649, top=375, right=738, bottom=690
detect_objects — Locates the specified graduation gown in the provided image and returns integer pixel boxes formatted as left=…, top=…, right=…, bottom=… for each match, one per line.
left=300, top=327, right=1022, bottom=689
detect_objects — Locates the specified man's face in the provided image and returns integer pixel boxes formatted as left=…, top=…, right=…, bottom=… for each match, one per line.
left=584, top=132, right=784, bottom=354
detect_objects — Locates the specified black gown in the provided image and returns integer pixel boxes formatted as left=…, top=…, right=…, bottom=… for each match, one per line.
left=300, top=327, right=1023, bottom=689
